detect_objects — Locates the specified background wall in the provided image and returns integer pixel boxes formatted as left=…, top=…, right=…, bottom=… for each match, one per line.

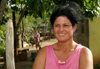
left=74, top=20, right=89, bottom=48
left=89, top=17, right=100, bottom=63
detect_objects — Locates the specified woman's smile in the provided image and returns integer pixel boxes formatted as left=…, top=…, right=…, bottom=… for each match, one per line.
left=59, top=34, right=65, bottom=36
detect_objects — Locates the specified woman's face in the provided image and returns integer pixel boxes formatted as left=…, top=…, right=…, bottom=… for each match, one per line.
left=53, top=16, right=77, bottom=42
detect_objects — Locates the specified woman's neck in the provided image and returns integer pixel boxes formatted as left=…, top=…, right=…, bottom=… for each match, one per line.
left=55, top=40, right=77, bottom=52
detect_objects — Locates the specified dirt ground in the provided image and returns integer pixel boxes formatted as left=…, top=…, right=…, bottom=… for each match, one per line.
left=15, top=38, right=58, bottom=69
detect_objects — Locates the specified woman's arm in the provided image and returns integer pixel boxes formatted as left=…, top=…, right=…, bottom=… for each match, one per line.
left=34, top=34, right=36, bottom=38
left=79, top=47, right=93, bottom=69
left=37, top=33, right=40, bottom=38
left=32, top=47, right=46, bottom=69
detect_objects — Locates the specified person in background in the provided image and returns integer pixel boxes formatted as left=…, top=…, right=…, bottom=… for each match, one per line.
left=32, top=1, right=93, bottom=69
left=34, top=29, right=40, bottom=49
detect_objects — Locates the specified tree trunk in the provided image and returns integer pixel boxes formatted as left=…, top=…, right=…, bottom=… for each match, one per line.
left=12, top=5, right=27, bottom=61
left=21, top=4, right=24, bottom=48
left=16, top=5, right=27, bottom=32
left=6, top=19, right=15, bottom=69
left=12, top=11, right=17, bottom=62
left=0, top=0, right=7, bottom=25
left=22, top=20, right=24, bottom=48
left=49, top=29, right=52, bottom=40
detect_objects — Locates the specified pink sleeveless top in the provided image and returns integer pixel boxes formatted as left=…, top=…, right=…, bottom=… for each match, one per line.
left=45, top=44, right=83, bottom=69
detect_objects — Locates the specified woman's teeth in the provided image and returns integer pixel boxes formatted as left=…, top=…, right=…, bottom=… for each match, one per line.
left=59, top=34, right=64, bottom=35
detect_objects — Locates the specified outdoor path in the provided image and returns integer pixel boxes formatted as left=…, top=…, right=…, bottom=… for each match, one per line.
left=15, top=38, right=58, bottom=69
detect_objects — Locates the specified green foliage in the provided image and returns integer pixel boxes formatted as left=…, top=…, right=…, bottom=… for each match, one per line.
left=81, top=0, right=100, bottom=20
left=27, top=47, right=42, bottom=68
left=42, top=16, right=52, bottom=31
left=95, top=63, right=100, bottom=69
left=26, top=67, right=32, bottom=69
left=6, top=0, right=100, bottom=23
left=0, top=0, right=1, bottom=4
left=30, top=52, right=37, bottom=63
left=21, top=16, right=43, bottom=42
left=7, top=0, right=100, bottom=37
left=33, top=17, right=43, bottom=29
left=0, top=24, right=6, bottom=55
left=2, top=16, right=10, bottom=25
left=9, top=0, right=55, bottom=18
left=30, top=47, right=41, bottom=63
left=53, top=0, right=100, bottom=19
left=2, top=5, right=12, bottom=25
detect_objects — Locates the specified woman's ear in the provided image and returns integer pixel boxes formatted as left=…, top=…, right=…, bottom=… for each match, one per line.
left=73, top=24, right=77, bottom=32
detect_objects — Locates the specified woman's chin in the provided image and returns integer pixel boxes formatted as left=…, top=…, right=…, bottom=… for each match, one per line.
left=57, top=39, right=67, bottom=42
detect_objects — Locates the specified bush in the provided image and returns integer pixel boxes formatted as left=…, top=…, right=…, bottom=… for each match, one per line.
left=30, top=47, right=41, bottom=63
left=96, top=63, right=100, bottom=69
left=27, top=47, right=41, bottom=68
left=0, top=24, right=6, bottom=55
left=26, top=67, right=32, bottom=69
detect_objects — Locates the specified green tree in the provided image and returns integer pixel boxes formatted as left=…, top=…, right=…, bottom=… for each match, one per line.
left=53, top=0, right=100, bottom=20
left=8, top=0, right=100, bottom=33
left=0, top=0, right=8, bottom=25
left=0, top=24, right=6, bottom=55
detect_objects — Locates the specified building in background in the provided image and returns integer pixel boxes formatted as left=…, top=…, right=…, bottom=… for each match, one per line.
left=74, top=17, right=100, bottom=63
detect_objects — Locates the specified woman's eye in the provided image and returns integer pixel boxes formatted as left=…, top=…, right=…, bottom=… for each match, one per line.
left=64, top=25, right=68, bottom=27
left=55, top=25, right=59, bottom=27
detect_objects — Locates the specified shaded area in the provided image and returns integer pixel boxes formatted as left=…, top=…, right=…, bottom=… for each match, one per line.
left=15, top=38, right=58, bottom=69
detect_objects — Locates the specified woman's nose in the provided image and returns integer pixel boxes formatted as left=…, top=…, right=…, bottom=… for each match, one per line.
left=59, top=26, right=64, bottom=31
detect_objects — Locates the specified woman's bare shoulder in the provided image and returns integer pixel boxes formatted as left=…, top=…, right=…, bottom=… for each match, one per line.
left=80, top=46, right=93, bottom=58
left=32, top=46, right=46, bottom=69
left=38, top=46, right=46, bottom=55
left=35, top=46, right=47, bottom=61
left=79, top=46, right=93, bottom=69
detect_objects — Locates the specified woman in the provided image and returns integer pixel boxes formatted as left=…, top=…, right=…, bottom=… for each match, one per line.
left=32, top=2, right=93, bottom=69
left=34, top=29, right=40, bottom=49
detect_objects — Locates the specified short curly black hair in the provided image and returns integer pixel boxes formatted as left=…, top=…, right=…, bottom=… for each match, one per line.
left=50, top=1, right=82, bottom=27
